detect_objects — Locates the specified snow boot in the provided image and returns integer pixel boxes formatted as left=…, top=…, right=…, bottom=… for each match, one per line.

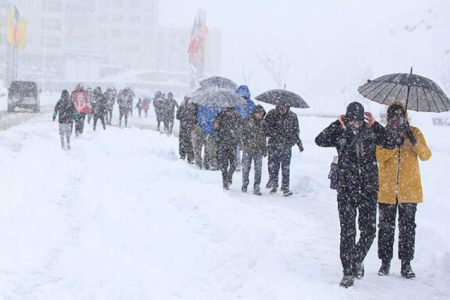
left=282, top=189, right=293, bottom=197
left=401, top=261, right=415, bottom=279
left=253, top=187, right=262, bottom=196
left=355, top=262, right=364, bottom=279
left=270, top=187, right=277, bottom=194
left=339, top=275, right=354, bottom=288
left=242, top=186, right=247, bottom=193
left=378, top=260, right=391, bottom=276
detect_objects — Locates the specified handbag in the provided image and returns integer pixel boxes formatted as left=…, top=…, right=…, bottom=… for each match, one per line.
left=328, top=156, right=339, bottom=190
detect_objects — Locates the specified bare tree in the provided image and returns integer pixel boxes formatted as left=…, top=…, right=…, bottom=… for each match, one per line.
left=258, top=51, right=292, bottom=89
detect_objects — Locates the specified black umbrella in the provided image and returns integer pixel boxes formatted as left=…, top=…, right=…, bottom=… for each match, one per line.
left=190, top=88, right=246, bottom=108
left=358, top=68, right=450, bottom=112
left=198, top=76, right=238, bottom=91
left=255, top=89, right=309, bottom=108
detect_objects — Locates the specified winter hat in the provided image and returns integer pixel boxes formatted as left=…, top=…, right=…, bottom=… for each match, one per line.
left=345, top=102, right=365, bottom=121
left=254, top=105, right=266, bottom=116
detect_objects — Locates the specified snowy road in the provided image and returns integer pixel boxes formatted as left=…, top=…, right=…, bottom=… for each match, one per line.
left=0, top=110, right=449, bottom=299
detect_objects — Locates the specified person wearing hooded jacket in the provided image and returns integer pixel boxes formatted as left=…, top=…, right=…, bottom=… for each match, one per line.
left=235, top=85, right=256, bottom=172
left=239, top=105, right=267, bottom=195
left=376, top=103, right=431, bottom=279
left=265, top=104, right=303, bottom=196
left=53, top=90, right=76, bottom=150
left=315, top=102, right=397, bottom=288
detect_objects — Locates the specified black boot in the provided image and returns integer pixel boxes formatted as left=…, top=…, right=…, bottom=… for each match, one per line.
left=339, top=275, right=354, bottom=288
left=378, top=260, right=391, bottom=276
left=401, top=260, right=415, bottom=279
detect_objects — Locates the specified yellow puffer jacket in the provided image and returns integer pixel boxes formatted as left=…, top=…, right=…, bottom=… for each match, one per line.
left=376, top=126, right=431, bottom=204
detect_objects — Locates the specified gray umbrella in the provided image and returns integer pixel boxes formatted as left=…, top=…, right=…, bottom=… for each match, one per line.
left=358, top=68, right=450, bottom=112
left=190, top=88, right=247, bottom=108
left=255, top=89, right=310, bottom=108
left=198, top=76, right=238, bottom=91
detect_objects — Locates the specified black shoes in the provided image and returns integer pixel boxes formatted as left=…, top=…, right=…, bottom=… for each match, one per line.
left=339, top=275, right=354, bottom=288
left=401, top=261, right=416, bottom=279
left=241, top=186, right=247, bottom=193
left=378, top=260, right=391, bottom=276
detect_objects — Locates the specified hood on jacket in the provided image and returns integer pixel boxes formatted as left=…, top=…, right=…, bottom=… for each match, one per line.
left=236, top=85, right=251, bottom=100
left=386, top=102, right=409, bottom=128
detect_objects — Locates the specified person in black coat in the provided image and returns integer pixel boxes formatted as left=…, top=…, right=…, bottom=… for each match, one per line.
left=214, top=107, right=241, bottom=189
left=264, top=104, right=303, bottom=196
left=93, top=87, right=107, bottom=131
left=176, top=97, right=197, bottom=163
left=53, top=90, right=76, bottom=150
left=315, top=102, right=397, bottom=288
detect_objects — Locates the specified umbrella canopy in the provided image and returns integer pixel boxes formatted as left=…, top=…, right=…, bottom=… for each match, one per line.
left=190, top=88, right=247, bottom=108
left=358, top=69, right=450, bottom=112
left=198, top=76, right=238, bottom=91
left=255, top=89, right=309, bottom=108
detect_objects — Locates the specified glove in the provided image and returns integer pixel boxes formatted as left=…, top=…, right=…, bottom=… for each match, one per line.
left=72, top=112, right=80, bottom=121
left=52, top=112, right=57, bottom=121
left=298, top=143, right=304, bottom=153
left=404, top=128, right=417, bottom=146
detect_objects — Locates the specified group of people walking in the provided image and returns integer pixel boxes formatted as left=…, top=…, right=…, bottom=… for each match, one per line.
left=177, top=85, right=303, bottom=196
left=53, top=85, right=136, bottom=150
left=53, top=82, right=432, bottom=289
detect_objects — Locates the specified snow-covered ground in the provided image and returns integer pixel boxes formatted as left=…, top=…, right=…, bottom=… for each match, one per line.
left=0, top=103, right=449, bottom=299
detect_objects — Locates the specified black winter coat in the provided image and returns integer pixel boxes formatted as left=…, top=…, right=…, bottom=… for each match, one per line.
left=214, top=111, right=241, bottom=151
left=315, top=121, right=395, bottom=194
left=265, top=109, right=302, bottom=149
left=177, top=102, right=197, bottom=132
left=54, top=97, right=75, bottom=124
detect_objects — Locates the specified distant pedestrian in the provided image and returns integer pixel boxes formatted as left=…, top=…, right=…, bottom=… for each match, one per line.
left=163, top=92, right=178, bottom=134
left=177, top=97, right=196, bottom=163
left=53, top=90, right=76, bottom=150
left=136, top=98, right=143, bottom=118
left=93, top=87, right=107, bottom=131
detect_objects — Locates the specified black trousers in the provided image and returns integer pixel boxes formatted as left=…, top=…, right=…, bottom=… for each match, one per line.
left=179, top=128, right=194, bottom=162
left=378, top=203, right=417, bottom=262
left=93, top=114, right=106, bottom=130
left=337, top=189, right=377, bottom=276
left=219, top=147, right=237, bottom=185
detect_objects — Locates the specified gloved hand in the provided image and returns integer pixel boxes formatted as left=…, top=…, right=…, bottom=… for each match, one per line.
left=52, top=112, right=57, bottom=121
left=72, top=112, right=79, bottom=121
left=404, top=128, right=417, bottom=146
left=298, top=144, right=304, bottom=153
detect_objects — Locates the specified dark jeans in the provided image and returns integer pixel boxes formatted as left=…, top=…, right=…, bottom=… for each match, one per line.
left=337, top=190, right=377, bottom=276
left=268, top=147, right=292, bottom=191
left=93, top=114, right=106, bottom=130
left=106, top=109, right=113, bottom=125
left=378, top=203, right=417, bottom=262
left=119, top=107, right=129, bottom=127
left=219, top=147, right=237, bottom=185
left=242, top=151, right=263, bottom=189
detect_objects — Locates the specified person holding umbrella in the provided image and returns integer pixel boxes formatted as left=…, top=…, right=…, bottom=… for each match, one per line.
left=315, top=102, right=396, bottom=288
left=376, top=103, right=431, bottom=279
left=264, top=104, right=303, bottom=196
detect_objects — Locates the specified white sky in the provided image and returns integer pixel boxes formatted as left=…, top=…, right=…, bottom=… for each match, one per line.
left=160, top=0, right=449, bottom=112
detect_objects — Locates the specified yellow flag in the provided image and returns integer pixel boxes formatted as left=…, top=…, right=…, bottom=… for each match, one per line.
left=17, top=19, right=28, bottom=49
left=6, top=6, right=15, bottom=44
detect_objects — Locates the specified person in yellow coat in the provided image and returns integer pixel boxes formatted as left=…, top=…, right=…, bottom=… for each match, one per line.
left=376, top=103, right=431, bottom=279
